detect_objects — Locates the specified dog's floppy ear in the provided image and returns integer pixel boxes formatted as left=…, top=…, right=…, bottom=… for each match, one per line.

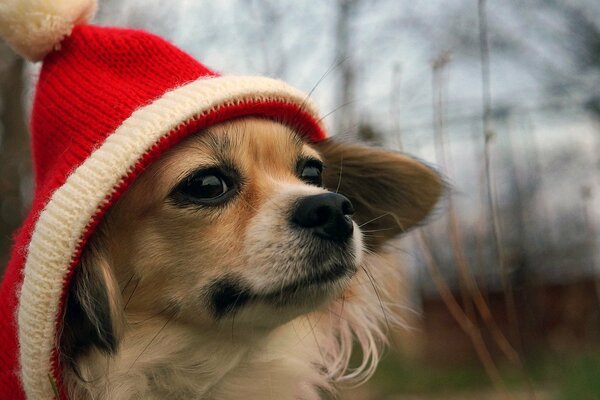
left=314, top=139, right=443, bottom=250
left=61, top=234, right=125, bottom=365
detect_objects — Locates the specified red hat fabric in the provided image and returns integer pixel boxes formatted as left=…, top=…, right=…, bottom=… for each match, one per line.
left=0, top=1, right=326, bottom=399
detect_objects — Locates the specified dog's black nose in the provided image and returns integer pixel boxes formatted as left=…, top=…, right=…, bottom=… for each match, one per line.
left=292, top=193, right=355, bottom=241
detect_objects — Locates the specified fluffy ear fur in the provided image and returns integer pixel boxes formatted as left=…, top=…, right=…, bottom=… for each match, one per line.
left=315, top=139, right=443, bottom=250
left=61, top=232, right=124, bottom=369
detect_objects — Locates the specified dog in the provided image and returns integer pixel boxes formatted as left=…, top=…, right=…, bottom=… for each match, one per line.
left=59, top=117, right=442, bottom=399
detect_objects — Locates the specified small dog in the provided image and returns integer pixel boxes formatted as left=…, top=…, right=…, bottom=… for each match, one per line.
left=60, top=118, right=441, bottom=399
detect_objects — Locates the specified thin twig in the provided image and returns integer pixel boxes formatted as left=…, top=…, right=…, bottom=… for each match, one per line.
left=417, top=230, right=512, bottom=400
left=478, top=0, right=521, bottom=348
left=390, top=62, right=404, bottom=151
left=581, top=186, right=600, bottom=306
left=432, top=52, right=523, bottom=367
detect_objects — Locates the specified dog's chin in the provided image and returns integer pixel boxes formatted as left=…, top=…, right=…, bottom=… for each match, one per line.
left=260, top=262, right=357, bottom=307
left=208, top=262, right=357, bottom=329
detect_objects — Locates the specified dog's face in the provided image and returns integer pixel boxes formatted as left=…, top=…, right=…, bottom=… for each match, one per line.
left=105, top=119, right=363, bottom=329
left=62, top=117, right=442, bottom=364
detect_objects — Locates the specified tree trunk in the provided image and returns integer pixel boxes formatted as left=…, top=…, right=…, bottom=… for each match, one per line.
left=0, top=45, right=31, bottom=270
left=334, top=0, right=358, bottom=140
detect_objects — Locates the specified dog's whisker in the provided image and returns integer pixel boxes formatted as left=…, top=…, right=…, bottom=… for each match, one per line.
left=123, top=277, right=140, bottom=311
left=308, top=56, right=349, bottom=100
left=296, top=56, right=349, bottom=120
left=326, top=305, right=352, bottom=325
left=230, top=310, right=237, bottom=342
left=287, top=56, right=348, bottom=139
left=358, top=212, right=394, bottom=228
left=304, top=314, right=327, bottom=369
left=120, top=274, right=135, bottom=295
left=359, top=227, right=396, bottom=234
left=239, top=196, right=259, bottom=213
left=335, top=155, right=344, bottom=194
left=127, top=313, right=174, bottom=373
left=359, top=233, right=383, bottom=241
left=316, top=99, right=359, bottom=125
left=229, top=291, right=248, bottom=342
left=128, top=304, right=174, bottom=326
left=360, top=265, right=393, bottom=339
left=290, top=319, right=304, bottom=344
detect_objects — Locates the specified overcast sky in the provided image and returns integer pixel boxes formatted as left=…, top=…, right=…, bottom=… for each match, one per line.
left=92, top=1, right=599, bottom=138
left=90, top=0, right=600, bottom=283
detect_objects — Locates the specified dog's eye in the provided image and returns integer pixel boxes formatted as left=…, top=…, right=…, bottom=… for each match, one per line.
left=299, top=160, right=323, bottom=187
left=188, top=174, right=228, bottom=198
left=171, top=168, right=236, bottom=206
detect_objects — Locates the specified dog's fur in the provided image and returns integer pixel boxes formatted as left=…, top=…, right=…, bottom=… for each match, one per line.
left=60, top=118, right=442, bottom=399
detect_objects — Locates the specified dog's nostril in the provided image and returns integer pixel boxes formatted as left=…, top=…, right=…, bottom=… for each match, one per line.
left=311, top=205, right=331, bottom=227
left=292, top=193, right=355, bottom=241
left=341, top=198, right=354, bottom=216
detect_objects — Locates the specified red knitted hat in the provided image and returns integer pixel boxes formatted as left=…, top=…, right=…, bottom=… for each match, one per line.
left=0, top=1, right=326, bottom=398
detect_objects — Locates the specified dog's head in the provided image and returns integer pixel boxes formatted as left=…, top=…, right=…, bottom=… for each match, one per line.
left=61, top=117, right=442, bottom=365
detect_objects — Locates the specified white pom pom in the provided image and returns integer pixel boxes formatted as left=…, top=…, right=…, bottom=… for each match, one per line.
left=0, top=0, right=97, bottom=61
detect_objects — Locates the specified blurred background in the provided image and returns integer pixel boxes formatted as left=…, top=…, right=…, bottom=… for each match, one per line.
left=1, top=0, right=600, bottom=399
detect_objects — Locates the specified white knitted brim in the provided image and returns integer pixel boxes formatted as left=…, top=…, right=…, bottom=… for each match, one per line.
left=17, top=75, right=323, bottom=399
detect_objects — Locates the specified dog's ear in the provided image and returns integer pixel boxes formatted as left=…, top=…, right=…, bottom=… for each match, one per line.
left=61, top=235, right=125, bottom=364
left=314, top=139, right=443, bottom=250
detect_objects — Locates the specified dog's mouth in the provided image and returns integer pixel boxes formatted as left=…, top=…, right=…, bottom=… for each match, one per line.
left=208, top=263, right=356, bottom=318
left=263, top=262, right=355, bottom=300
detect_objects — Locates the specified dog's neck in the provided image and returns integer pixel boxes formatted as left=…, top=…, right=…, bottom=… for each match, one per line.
left=68, top=314, right=330, bottom=400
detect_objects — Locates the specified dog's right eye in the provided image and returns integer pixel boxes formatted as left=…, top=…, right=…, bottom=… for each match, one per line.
left=298, top=159, right=323, bottom=187
left=170, top=168, right=237, bottom=206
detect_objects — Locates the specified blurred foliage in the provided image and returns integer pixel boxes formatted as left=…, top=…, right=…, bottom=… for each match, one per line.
left=344, top=351, right=600, bottom=399
left=370, top=355, right=492, bottom=394
left=556, top=355, right=600, bottom=400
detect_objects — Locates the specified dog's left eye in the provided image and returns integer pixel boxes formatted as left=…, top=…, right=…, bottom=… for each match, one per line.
left=299, top=159, right=323, bottom=187
left=171, top=168, right=236, bottom=206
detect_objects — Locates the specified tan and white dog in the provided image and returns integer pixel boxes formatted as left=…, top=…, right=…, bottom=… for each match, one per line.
left=60, top=118, right=442, bottom=400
